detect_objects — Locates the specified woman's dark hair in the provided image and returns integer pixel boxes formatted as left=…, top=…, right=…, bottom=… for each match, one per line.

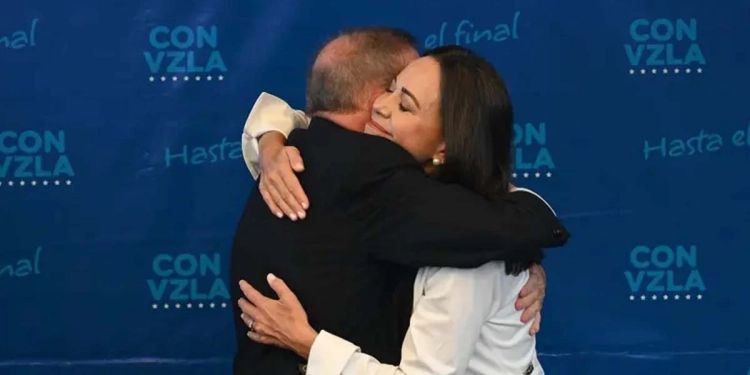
left=423, top=45, right=514, bottom=200
left=424, top=46, right=541, bottom=274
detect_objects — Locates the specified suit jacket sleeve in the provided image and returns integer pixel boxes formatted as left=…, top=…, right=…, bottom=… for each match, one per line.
left=362, top=163, right=568, bottom=268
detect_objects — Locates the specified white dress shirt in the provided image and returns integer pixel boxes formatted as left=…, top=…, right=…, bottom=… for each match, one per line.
left=242, top=93, right=549, bottom=375
left=241, top=92, right=309, bottom=178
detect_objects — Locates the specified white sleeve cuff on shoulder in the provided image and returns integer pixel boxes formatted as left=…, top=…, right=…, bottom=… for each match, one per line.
left=241, top=92, right=311, bottom=178
left=243, top=92, right=299, bottom=139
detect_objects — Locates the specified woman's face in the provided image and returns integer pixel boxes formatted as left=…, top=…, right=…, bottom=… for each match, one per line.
left=365, top=56, right=445, bottom=165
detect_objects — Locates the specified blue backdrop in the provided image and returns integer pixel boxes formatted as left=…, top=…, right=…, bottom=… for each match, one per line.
left=2, top=0, right=749, bottom=374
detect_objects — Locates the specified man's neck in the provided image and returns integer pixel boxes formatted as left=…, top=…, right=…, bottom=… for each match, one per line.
left=314, top=111, right=369, bottom=133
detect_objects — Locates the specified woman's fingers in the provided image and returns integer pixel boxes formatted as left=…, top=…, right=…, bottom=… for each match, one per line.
left=530, top=312, right=542, bottom=336
left=238, top=280, right=271, bottom=307
left=240, top=313, right=253, bottom=328
left=285, top=146, right=305, bottom=172
left=516, top=286, right=542, bottom=313
left=264, top=179, right=298, bottom=220
left=267, top=274, right=301, bottom=307
left=282, top=147, right=309, bottom=210
left=520, top=300, right=542, bottom=324
left=238, top=298, right=265, bottom=324
left=265, top=148, right=306, bottom=219
left=258, top=181, right=283, bottom=218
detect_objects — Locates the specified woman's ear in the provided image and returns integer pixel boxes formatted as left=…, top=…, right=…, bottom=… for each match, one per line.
left=432, top=142, right=446, bottom=165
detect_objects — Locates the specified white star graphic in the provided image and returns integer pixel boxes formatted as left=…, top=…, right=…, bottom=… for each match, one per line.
left=66, top=180, right=72, bottom=185
left=199, top=303, right=204, bottom=308
left=8, top=181, right=14, bottom=186
left=195, top=76, right=201, bottom=81
left=210, top=302, right=216, bottom=308
left=629, top=295, right=635, bottom=301
left=164, top=303, right=169, bottom=309
left=149, top=76, right=155, bottom=82
left=54, top=180, right=60, bottom=186
left=640, top=69, right=646, bottom=74
left=184, top=76, right=189, bottom=81
left=651, top=68, right=657, bottom=74
left=187, top=303, right=192, bottom=309
left=697, top=294, right=703, bottom=300
left=512, top=173, right=517, bottom=178
left=19, top=180, right=25, bottom=186
left=152, top=304, right=158, bottom=309
left=685, top=294, right=692, bottom=300
left=629, top=69, right=634, bottom=75
left=221, top=302, right=227, bottom=308
left=160, top=76, right=166, bottom=82
left=175, top=303, right=181, bottom=309
left=651, top=295, right=657, bottom=300
left=31, top=180, right=37, bottom=186
left=523, top=172, right=529, bottom=178
left=674, top=68, right=680, bottom=74
left=207, top=75, right=213, bottom=81
left=685, top=68, right=691, bottom=74
left=674, top=295, right=680, bottom=300
left=535, top=172, right=541, bottom=178
left=172, top=76, right=178, bottom=81
left=697, top=68, right=703, bottom=73
left=663, top=68, right=668, bottom=74
left=663, top=295, right=669, bottom=300
left=43, top=180, right=48, bottom=186
left=640, top=295, right=646, bottom=301
left=218, top=75, right=224, bottom=81
left=546, top=172, right=552, bottom=178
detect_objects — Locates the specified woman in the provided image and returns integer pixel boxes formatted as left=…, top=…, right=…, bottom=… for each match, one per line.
left=240, top=46, right=556, bottom=374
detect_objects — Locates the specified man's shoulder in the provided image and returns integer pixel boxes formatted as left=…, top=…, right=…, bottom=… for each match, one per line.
left=289, top=118, right=418, bottom=170
left=355, top=133, right=418, bottom=168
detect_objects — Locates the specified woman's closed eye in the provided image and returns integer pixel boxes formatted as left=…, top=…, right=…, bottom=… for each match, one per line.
left=399, top=101, right=409, bottom=112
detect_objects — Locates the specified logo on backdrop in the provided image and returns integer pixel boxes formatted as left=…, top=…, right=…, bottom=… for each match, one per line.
left=1, top=18, right=38, bottom=50
left=0, top=130, right=74, bottom=188
left=164, top=136, right=242, bottom=168
left=0, top=246, right=43, bottom=279
left=512, top=122, right=555, bottom=179
left=147, top=252, right=230, bottom=310
left=642, top=122, right=750, bottom=161
left=624, top=17, right=706, bottom=76
left=144, top=24, right=228, bottom=83
left=424, top=11, right=521, bottom=48
left=625, top=245, right=706, bottom=302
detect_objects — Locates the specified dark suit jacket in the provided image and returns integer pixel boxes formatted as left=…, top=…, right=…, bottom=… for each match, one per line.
left=230, top=117, right=568, bottom=374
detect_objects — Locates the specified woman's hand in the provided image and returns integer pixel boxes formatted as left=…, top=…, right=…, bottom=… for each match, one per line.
left=257, top=132, right=309, bottom=220
left=515, top=263, right=546, bottom=335
left=237, top=274, right=318, bottom=359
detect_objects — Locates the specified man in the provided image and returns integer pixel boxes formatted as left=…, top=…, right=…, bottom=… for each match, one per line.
left=230, top=27, right=567, bottom=374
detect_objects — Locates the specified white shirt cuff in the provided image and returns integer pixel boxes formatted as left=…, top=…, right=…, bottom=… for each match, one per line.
left=306, top=330, right=360, bottom=375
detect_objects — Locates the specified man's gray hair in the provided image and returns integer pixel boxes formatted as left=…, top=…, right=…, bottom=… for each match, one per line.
left=306, top=27, right=417, bottom=114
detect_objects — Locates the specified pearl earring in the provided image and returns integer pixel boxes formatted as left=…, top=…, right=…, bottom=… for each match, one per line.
left=432, top=158, right=443, bottom=166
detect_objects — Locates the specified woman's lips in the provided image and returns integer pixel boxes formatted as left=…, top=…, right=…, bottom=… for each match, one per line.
left=368, top=119, right=391, bottom=136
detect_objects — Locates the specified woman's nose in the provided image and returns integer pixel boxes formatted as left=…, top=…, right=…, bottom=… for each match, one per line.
left=374, top=101, right=390, bottom=119
left=375, top=92, right=399, bottom=118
